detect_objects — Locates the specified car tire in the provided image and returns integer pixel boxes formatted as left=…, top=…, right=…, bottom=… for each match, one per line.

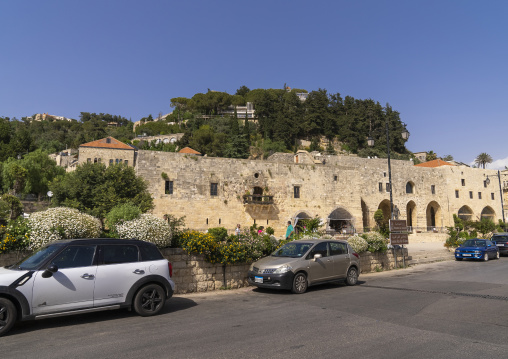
left=291, top=273, right=308, bottom=294
left=0, top=298, right=17, bottom=337
left=483, top=252, right=489, bottom=261
left=346, top=267, right=358, bottom=286
left=455, top=257, right=463, bottom=261
left=133, top=284, right=166, bottom=317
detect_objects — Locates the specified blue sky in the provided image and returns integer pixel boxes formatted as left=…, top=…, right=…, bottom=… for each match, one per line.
left=1, top=1, right=507, bottom=168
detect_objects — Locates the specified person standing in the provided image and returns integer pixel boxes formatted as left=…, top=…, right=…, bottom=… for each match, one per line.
left=285, top=221, right=294, bottom=240
left=235, top=224, right=241, bottom=237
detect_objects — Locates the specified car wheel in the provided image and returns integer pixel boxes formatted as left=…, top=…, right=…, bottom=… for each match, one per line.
left=291, top=273, right=308, bottom=294
left=346, top=267, right=358, bottom=286
left=133, top=284, right=166, bottom=316
left=455, top=257, right=463, bottom=261
left=483, top=252, right=489, bottom=261
left=0, top=298, right=17, bottom=337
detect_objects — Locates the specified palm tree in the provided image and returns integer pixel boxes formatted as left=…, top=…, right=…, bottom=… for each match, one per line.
left=474, top=152, right=493, bottom=169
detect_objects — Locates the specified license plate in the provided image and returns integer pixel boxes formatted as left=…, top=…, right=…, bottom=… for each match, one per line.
left=255, top=276, right=263, bottom=283
left=462, top=254, right=471, bottom=257
left=496, top=244, right=504, bottom=247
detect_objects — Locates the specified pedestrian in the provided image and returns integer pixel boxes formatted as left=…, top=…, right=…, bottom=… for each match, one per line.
left=258, top=226, right=264, bottom=235
left=235, top=224, right=241, bottom=237
left=286, top=221, right=294, bottom=240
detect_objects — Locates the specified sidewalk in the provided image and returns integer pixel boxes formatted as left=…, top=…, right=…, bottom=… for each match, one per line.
left=404, top=233, right=455, bottom=265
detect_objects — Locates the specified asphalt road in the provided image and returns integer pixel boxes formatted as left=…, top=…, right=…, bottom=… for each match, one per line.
left=2, top=258, right=508, bottom=359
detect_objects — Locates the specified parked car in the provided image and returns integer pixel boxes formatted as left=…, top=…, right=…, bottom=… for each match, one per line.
left=247, top=239, right=360, bottom=294
left=491, top=233, right=508, bottom=256
left=454, top=239, right=499, bottom=261
left=0, top=238, right=174, bottom=337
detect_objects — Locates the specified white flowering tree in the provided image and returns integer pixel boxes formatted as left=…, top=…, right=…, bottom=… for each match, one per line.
left=27, top=207, right=102, bottom=249
left=347, top=234, right=369, bottom=253
left=115, top=214, right=171, bottom=248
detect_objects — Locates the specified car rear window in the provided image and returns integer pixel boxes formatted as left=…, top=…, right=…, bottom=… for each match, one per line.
left=492, top=236, right=508, bottom=242
left=139, top=245, right=164, bottom=261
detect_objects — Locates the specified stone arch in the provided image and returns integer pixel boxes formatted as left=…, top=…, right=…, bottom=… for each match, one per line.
left=481, top=206, right=496, bottom=221
left=170, top=137, right=177, bottom=143
left=458, top=205, right=473, bottom=221
left=293, top=211, right=312, bottom=234
left=406, top=200, right=417, bottom=229
left=377, top=200, right=391, bottom=225
left=361, top=199, right=369, bottom=230
left=406, top=181, right=415, bottom=194
left=163, top=138, right=170, bottom=144
left=327, top=207, right=355, bottom=234
left=426, top=201, right=442, bottom=229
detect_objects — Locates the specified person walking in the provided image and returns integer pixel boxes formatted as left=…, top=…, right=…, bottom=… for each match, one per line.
left=285, top=221, right=294, bottom=240
left=235, top=224, right=241, bottom=237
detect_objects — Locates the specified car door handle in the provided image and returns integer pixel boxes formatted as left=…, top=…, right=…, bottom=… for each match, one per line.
left=133, top=269, right=145, bottom=275
left=81, top=274, right=95, bottom=279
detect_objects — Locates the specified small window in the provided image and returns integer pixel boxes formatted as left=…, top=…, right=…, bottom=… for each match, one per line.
left=386, top=183, right=391, bottom=192
left=383, top=172, right=387, bottom=177
left=478, top=192, right=482, bottom=199
left=484, top=180, right=488, bottom=188
left=98, top=158, right=101, bottom=163
left=334, top=175, right=337, bottom=181
left=455, top=190, right=459, bottom=198
left=491, top=193, right=495, bottom=200
left=210, top=183, right=218, bottom=196
left=124, top=160, right=128, bottom=166
left=294, top=186, right=300, bottom=199
left=431, top=185, right=436, bottom=195
left=94, top=158, right=98, bottom=163
left=106, top=138, right=112, bottom=144
left=87, top=158, right=91, bottom=163
left=469, top=191, right=473, bottom=199
left=165, top=180, right=173, bottom=195
left=406, top=182, right=413, bottom=194
left=379, top=183, right=383, bottom=192
left=115, top=159, right=120, bottom=164
left=102, top=245, right=139, bottom=264
left=461, top=179, right=466, bottom=186
left=109, top=159, right=113, bottom=164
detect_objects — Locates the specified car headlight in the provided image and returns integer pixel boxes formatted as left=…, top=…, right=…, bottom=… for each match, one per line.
left=474, top=251, right=481, bottom=254
left=274, top=265, right=292, bottom=274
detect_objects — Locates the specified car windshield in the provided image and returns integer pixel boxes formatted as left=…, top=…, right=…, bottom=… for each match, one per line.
left=16, top=244, right=63, bottom=270
left=462, top=240, right=486, bottom=247
left=272, top=242, right=313, bottom=257
left=492, top=236, right=508, bottom=242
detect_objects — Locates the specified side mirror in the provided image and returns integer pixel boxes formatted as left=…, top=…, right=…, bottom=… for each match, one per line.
left=313, top=253, right=322, bottom=261
left=42, top=264, right=59, bottom=278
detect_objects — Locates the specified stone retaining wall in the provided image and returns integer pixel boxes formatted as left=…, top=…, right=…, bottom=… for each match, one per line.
left=0, top=247, right=408, bottom=294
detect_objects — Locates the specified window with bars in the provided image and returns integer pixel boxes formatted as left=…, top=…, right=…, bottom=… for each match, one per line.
left=210, top=183, right=218, bottom=196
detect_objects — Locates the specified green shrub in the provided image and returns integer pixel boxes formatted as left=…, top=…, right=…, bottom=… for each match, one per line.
left=105, top=203, right=141, bottom=230
left=0, top=218, right=31, bottom=254
left=208, top=227, right=228, bottom=241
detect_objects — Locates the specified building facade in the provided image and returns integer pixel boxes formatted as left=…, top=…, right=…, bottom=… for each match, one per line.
left=78, top=137, right=136, bottom=167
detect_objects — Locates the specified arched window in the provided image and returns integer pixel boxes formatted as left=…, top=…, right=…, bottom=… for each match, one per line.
left=406, top=182, right=414, bottom=194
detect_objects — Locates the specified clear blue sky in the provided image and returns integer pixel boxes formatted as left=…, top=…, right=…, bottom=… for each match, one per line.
left=1, top=0, right=507, bottom=168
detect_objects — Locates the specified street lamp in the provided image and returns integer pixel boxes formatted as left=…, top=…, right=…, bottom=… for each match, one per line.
left=485, top=171, right=507, bottom=228
left=368, top=122, right=410, bottom=220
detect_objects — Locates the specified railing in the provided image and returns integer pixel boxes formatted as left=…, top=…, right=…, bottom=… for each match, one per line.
left=243, top=195, right=274, bottom=205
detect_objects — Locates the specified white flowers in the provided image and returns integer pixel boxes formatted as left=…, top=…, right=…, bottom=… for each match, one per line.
left=27, top=207, right=102, bottom=250
left=115, top=214, right=171, bottom=248
left=347, top=235, right=369, bottom=253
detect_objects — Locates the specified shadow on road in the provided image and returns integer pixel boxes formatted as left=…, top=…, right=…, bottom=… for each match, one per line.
left=251, top=280, right=367, bottom=295
left=9, top=296, right=197, bottom=337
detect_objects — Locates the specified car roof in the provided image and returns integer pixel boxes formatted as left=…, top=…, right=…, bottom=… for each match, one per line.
left=48, top=238, right=155, bottom=246
left=492, top=233, right=508, bottom=236
left=291, top=238, right=348, bottom=244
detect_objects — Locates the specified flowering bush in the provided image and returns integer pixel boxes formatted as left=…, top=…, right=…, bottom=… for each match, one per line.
left=0, top=220, right=31, bottom=254
left=115, top=214, right=171, bottom=248
left=362, top=231, right=389, bottom=253
left=347, top=234, right=369, bottom=253
left=27, top=207, right=102, bottom=250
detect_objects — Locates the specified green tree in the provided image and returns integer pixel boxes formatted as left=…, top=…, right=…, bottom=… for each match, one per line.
left=474, top=152, right=493, bottom=169
left=2, top=159, right=28, bottom=194
left=442, top=154, right=453, bottom=161
left=426, top=151, right=437, bottom=161
left=22, top=149, right=65, bottom=198
left=49, top=162, right=153, bottom=218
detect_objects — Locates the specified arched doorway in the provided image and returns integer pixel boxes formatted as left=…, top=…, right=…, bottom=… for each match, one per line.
left=406, top=201, right=417, bottom=230
left=294, top=211, right=312, bottom=234
left=378, top=200, right=391, bottom=225
left=327, top=207, right=354, bottom=235
left=481, top=206, right=496, bottom=221
left=426, top=201, right=442, bottom=230
left=458, top=206, right=473, bottom=221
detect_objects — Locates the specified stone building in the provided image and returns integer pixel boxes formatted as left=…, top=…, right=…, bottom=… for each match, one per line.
left=134, top=149, right=503, bottom=237
left=78, top=137, right=136, bottom=167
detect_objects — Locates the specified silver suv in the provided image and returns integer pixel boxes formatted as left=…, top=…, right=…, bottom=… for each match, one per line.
left=0, top=238, right=175, bottom=336
left=248, top=239, right=360, bottom=294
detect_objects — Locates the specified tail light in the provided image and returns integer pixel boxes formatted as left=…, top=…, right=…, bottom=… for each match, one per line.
left=352, top=252, right=360, bottom=259
left=168, top=262, right=173, bottom=277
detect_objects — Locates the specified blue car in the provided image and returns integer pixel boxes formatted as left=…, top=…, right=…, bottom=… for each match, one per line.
left=455, top=239, right=500, bottom=261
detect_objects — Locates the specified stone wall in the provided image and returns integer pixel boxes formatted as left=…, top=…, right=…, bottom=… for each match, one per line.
left=78, top=147, right=135, bottom=167
left=135, top=150, right=502, bottom=237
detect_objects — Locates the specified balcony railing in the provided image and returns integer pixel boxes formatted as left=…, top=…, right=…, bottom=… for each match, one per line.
left=243, top=195, right=274, bottom=205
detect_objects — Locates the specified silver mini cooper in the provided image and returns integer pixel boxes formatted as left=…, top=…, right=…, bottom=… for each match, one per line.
left=248, top=239, right=360, bottom=294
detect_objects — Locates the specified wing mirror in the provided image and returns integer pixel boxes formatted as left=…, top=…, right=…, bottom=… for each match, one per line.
left=312, top=253, right=322, bottom=261
left=42, top=264, right=59, bottom=278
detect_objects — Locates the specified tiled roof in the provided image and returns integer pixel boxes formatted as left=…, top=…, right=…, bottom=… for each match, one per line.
left=414, top=159, right=455, bottom=168
left=80, top=137, right=134, bottom=150
left=179, top=147, right=201, bottom=155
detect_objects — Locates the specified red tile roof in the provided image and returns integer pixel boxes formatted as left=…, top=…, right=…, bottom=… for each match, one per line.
left=179, top=147, right=201, bottom=155
left=414, top=159, right=455, bottom=168
left=80, top=137, right=134, bottom=150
